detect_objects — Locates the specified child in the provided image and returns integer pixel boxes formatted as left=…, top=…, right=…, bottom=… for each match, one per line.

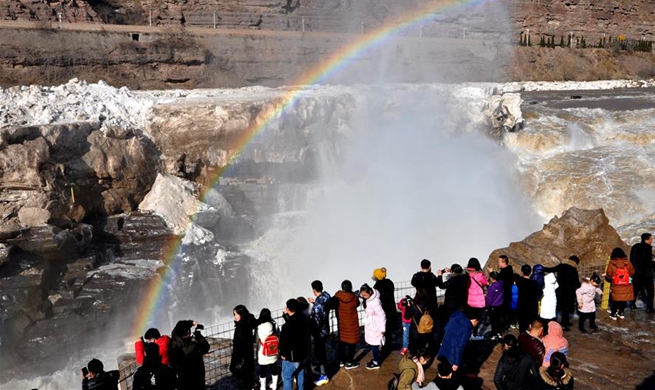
left=398, top=296, right=412, bottom=355
left=486, top=271, right=504, bottom=341
left=576, top=276, right=603, bottom=333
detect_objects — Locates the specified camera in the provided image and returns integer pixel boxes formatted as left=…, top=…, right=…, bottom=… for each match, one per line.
left=81, top=367, right=88, bottom=377
left=195, top=324, right=204, bottom=330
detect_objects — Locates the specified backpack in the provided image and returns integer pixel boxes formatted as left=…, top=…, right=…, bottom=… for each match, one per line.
left=414, top=306, right=434, bottom=334
left=388, top=367, right=416, bottom=390
left=260, top=334, right=279, bottom=357
left=388, top=373, right=401, bottom=390
left=612, top=266, right=630, bottom=286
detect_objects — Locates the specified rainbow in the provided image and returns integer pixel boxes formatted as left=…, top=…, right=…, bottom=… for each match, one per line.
left=131, top=0, right=493, bottom=337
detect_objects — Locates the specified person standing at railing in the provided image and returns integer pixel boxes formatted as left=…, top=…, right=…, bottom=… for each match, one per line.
left=256, top=308, right=279, bottom=390
left=132, top=343, right=178, bottom=390
left=280, top=298, right=310, bottom=390
left=360, top=283, right=387, bottom=370
left=373, top=267, right=397, bottom=359
left=404, top=288, right=434, bottom=355
left=328, top=280, right=361, bottom=369
left=169, top=320, right=210, bottom=390
left=307, top=280, right=331, bottom=387
left=436, top=264, right=469, bottom=322
left=412, top=259, right=439, bottom=308
left=231, top=305, right=257, bottom=389
left=81, top=358, right=119, bottom=390
left=134, top=328, right=171, bottom=367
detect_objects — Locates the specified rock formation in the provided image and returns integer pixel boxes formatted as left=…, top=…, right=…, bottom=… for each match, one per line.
left=485, top=207, right=629, bottom=270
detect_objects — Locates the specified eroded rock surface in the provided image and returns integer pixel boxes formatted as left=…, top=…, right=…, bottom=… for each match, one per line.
left=485, top=207, right=629, bottom=269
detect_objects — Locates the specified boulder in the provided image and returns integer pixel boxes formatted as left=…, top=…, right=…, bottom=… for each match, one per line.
left=139, top=174, right=217, bottom=244
left=484, top=93, right=524, bottom=134
left=485, top=207, right=629, bottom=270
left=17, top=207, right=51, bottom=227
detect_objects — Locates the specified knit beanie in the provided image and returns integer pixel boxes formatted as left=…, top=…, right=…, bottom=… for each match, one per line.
left=373, top=267, right=387, bottom=281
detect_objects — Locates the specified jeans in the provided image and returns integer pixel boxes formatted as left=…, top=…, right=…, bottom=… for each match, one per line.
left=370, top=345, right=380, bottom=363
left=402, top=322, right=410, bottom=349
left=282, top=360, right=304, bottom=390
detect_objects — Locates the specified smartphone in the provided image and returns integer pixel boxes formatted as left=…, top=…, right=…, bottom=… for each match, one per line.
left=81, top=367, right=88, bottom=376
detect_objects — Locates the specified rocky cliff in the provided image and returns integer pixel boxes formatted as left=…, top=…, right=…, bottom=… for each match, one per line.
left=2, top=0, right=653, bottom=42
left=485, top=207, right=629, bottom=271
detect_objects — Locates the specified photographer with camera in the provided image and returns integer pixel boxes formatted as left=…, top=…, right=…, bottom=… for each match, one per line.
left=81, top=358, right=119, bottom=390
left=169, top=320, right=210, bottom=390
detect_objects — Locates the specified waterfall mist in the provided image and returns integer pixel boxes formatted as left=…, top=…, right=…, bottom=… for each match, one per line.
left=250, top=88, right=541, bottom=303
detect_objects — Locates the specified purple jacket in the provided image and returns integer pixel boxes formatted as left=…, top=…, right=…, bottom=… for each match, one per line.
left=486, top=280, right=504, bottom=308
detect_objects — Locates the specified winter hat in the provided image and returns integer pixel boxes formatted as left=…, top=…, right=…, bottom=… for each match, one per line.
left=373, top=267, right=387, bottom=281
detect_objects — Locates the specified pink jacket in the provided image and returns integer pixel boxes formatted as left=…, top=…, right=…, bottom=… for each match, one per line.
left=467, top=270, right=488, bottom=309
left=576, top=282, right=602, bottom=313
left=542, top=322, right=569, bottom=367
left=363, top=289, right=387, bottom=346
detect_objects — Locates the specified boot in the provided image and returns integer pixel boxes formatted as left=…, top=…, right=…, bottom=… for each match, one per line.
left=260, top=378, right=267, bottom=390
left=269, top=375, right=279, bottom=390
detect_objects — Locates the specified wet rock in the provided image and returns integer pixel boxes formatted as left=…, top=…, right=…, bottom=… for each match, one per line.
left=486, top=207, right=629, bottom=269
left=0, top=121, right=160, bottom=228
left=139, top=174, right=217, bottom=244
left=103, top=213, right=178, bottom=261
left=17, top=207, right=51, bottom=227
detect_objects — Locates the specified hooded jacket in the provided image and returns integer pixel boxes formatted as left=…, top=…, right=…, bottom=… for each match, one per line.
left=606, top=258, right=635, bottom=302
left=542, top=322, right=568, bottom=367
left=332, top=290, right=361, bottom=344
left=438, top=310, right=473, bottom=367
left=540, top=273, right=559, bottom=320
left=535, top=366, right=574, bottom=390
left=576, top=282, right=602, bottom=313
left=466, top=269, right=488, bottom=309
left=363, top=289, right=386, bottom=346
left=543, top=260, right=580, bottom=312
left=397, top=355, right=419, bottom=390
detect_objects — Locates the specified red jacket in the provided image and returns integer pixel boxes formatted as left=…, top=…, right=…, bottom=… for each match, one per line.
left=135, top=335, right=171, bottom=365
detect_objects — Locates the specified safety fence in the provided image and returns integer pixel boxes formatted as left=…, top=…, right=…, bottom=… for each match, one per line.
left=117, top=266, right=607, bottom=389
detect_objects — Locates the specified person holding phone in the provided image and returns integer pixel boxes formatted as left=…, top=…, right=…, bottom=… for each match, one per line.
left=81, top=358, right=119, bottom=390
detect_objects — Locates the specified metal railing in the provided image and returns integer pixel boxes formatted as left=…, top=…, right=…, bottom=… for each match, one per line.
left=119, top=268, right=604, bottom=388
left=118, top=279, right=437, bottom=389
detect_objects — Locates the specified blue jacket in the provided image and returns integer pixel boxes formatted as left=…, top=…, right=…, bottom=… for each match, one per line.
left=311, top=291, right=331, bottom=339
left=511, top=283, right=519, bottom=310
left=438, top=310, right=472, bottom=367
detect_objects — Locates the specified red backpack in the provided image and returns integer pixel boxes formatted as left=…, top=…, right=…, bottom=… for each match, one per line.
left=260, top=334, right=279, bottom=357
left=612, top=266, right=631, bottom=286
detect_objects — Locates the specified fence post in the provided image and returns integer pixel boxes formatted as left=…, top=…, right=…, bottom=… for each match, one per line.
left=302, top=18, right=305, bottom=32
left=213, top=12, right=216, bottom=29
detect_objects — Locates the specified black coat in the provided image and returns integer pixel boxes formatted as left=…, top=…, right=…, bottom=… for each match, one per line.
left=412, top=271, right=438, bottom=299
left=436, top=273, right=469, bottom=317
left=534, top=367, right=574, bottom=390
left=493, top=350, right=538, bottom=390
left=543, top=261, right=580, bottom=311
left=516, top=277, right=542, bottom=319
left=404, top=300, right=433, bottom=341
left=169, top=332, right=210, bottom=390
left=498, top=265, right=515, bottom=308
left=631, top=242, right=654, bottom=276
left=230, top=313, right=256, bottom=378
left=279, top=311, right=310, bottom=362
left=133, top=364, right=178, bottom=390
left=82, top=370, right=119, bottom=390
left=374, top=278, right=396, bottom=317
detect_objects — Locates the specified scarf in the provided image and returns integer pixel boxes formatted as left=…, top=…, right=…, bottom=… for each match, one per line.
left=412, top=357, right=425, bottom=385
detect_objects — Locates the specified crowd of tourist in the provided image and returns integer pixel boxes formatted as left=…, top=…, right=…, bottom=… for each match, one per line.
left=79, top=233, right=654, bottom=390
